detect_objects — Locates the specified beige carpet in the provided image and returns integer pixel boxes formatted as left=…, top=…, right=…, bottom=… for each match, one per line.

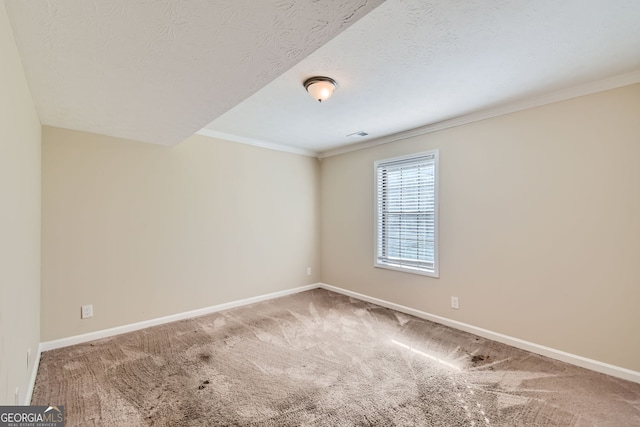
left=32, top=289, right=640, bottom=426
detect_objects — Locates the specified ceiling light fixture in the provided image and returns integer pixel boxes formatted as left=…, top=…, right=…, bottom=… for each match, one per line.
left=303, top=76, right=337, bottom=103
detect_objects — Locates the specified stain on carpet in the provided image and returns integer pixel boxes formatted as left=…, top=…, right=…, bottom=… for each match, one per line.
left=31, top=289, right=640, bottom=426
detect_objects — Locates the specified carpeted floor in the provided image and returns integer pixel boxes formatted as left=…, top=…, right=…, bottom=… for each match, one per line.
left=32, top=289, right=640, bottom=426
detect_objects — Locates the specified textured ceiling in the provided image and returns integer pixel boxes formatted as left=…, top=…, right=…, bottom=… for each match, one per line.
left=5, top=0, right=640, bottom=154
left=4, top=0, right=383, bottom=145
left=203, top=0, right=640, bottom=155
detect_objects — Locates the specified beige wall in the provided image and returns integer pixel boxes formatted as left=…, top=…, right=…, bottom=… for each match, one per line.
left=0, top=3, right=42, bottom=404
left=320, top=84, right=640, bottom=372
left=42, top=128, right=320, bottom=341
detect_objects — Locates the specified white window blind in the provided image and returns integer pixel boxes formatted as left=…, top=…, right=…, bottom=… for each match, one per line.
left=375, top=151, right=438, bottom=277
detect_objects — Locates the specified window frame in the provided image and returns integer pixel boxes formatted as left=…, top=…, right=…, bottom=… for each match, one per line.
left=374, top=150, right=439, bottom=278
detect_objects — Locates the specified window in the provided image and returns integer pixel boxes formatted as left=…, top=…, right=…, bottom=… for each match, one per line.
left=375, top=150, right=438, bottom=277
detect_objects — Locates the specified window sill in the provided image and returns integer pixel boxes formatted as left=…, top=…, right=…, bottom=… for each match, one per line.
left=374, top=262, right=439, bottom=278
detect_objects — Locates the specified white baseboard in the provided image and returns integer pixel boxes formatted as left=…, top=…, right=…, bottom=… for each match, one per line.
left=24, top=343, right=42, bottom=405
left=37, top=281, right=640, bottom=385
left=40, top=284, right=319, bottom=352
left=318, top=283, right=640, bottom=384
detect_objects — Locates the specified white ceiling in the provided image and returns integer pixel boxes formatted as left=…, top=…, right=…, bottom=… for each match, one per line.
left=5, top=0, right=640, bottom=156
left=203, top=0, right=640, bottom=156
left=4, top=0, right=383, bottom=146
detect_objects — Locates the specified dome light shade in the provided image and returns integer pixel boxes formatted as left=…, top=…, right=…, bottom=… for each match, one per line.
left=304, top=76, right=337, bottom=102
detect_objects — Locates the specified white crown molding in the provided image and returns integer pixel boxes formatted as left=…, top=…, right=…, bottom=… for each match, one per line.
left=318, top=69, right=640, bottom=159
left=196, top=128, right=319, bottom=158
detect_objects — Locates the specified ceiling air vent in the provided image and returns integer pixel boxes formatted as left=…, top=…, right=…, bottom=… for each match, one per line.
left=347, top=131, right=368, bottom=138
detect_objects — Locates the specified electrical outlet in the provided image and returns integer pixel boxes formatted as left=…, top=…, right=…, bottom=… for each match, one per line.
left=306, top=267, right=312, bottom=276
left=451, top=296, right=459, bottom=310
left=81, top=304, right=93, bottom=319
